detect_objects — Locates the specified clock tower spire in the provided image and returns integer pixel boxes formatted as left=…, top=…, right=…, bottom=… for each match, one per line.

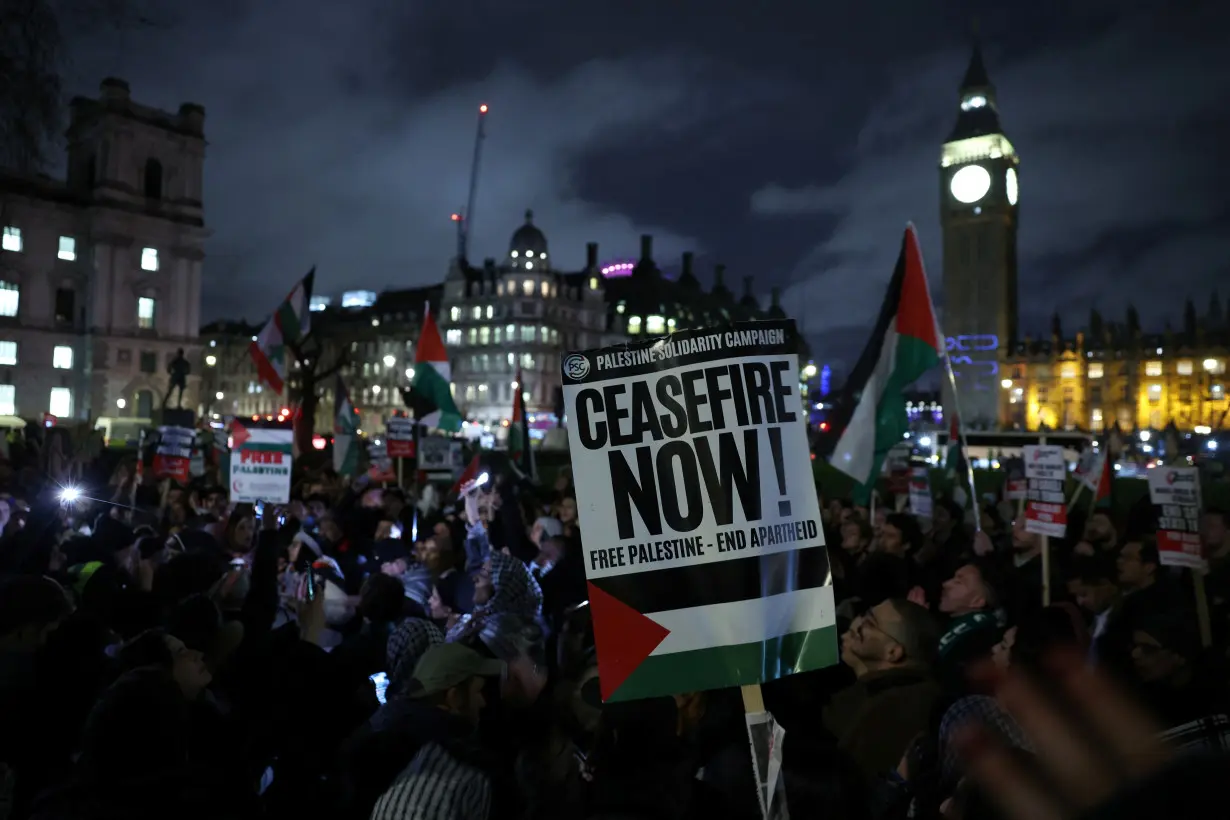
left=940, top=42, right=1020, bottom=429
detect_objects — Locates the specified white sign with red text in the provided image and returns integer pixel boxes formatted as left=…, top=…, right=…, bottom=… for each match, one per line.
left=1023, top=444, right=1067, bottom=538
left=1147, top=467, right=1206, bottom=571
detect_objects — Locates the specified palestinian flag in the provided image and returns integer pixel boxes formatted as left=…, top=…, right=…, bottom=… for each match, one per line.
left=830, top=225, right=942, bottom=490
left=405, top=308, right=462, bottom=433
left=508, top=366, right=535, bottom=479
left=250, top=268, right=315, bottom=394
left=1092, top=448, right=1112, bottom=508
left=945, top=413, right=970, bottom=509
left=332, top=374, right=359, bottom=476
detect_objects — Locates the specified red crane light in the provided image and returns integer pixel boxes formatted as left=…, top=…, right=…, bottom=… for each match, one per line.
left=478, top=103, right=489, bottom=114
left=450, top=213, right=461, bottom=222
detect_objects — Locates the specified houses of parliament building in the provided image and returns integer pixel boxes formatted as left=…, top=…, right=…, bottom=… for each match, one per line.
left=936, top=47, right=1227, bottom=434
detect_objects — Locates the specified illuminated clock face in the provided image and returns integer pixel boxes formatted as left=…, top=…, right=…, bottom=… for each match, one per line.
left=1006, top=167, right=1018, bottom=205
left=950, top=164, right=991, bottom=204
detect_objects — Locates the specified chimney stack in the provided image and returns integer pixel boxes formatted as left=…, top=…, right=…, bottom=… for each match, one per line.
left=681, top=252, right=693, bottom=278
left=586, top=242, right=598, bottom=270
left=640, top=234, right=653, bottom=260
left=100, top=77, right=130, bottom=102
left=743, top=276, right=753, bottom=297
left=714, top=264, right=726, bottom=288
left=771, top=286, right=781, bottom=306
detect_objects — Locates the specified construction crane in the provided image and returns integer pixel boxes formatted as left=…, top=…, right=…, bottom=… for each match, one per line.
left=453, top=103, right=489, bottom=261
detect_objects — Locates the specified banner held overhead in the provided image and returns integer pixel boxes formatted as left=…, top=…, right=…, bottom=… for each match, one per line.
left=562, top=319, right=836, bottom=703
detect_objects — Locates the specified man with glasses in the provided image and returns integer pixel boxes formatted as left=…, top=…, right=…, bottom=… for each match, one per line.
left=824, top=599, right=942, bottom=783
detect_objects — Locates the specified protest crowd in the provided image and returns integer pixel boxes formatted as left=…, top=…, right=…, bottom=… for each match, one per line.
left=0, top=416, right=1227, bottom=820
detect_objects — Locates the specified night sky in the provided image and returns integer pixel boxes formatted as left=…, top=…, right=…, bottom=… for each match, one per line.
left=64, top=0, right=1230, bottom=371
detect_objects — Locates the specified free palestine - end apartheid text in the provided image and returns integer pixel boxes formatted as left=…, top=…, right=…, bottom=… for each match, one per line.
left=589, top=517, right=821, bottom=572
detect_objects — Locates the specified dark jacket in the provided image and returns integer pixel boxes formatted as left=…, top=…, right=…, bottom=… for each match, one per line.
left=823, top=667, right=943, bottom=784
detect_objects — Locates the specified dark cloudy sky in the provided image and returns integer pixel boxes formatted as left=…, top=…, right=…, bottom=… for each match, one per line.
left=63, top=0, right=1230, bottom=371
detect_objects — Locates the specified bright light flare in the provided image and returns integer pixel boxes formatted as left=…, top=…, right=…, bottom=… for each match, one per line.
left=478, top=103, right=489, bottom=114
left=60, top=486, right=81, bottom=504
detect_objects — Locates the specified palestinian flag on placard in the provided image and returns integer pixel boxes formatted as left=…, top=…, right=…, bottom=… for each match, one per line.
left=405, top=308, right=462, bottom=433
left=250, top=268, right=315, bottom=394
left=508, top=366, right=535, bottom=480
left=830, top=225, right=942, bottom=493
left=332, top=374, right=359, bottom=476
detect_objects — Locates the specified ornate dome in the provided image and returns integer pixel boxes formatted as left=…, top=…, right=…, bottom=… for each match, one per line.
left=508, top=209, right=548, bottom=267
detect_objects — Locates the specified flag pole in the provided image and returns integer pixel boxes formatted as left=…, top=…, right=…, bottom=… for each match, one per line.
left=937, top=337, right=981, bottom=533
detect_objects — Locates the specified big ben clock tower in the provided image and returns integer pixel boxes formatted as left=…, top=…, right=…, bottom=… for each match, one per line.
left=940, top=44, right=1019, bottom=429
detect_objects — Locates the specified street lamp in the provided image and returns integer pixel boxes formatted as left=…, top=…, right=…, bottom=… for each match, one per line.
left=1000, top=379, right=1013, bottom=389
left=215, top=391, right=223, bottom=400
left=116, top=398, right=126, bottom=409
left=383, top=355, right=396, bottom=368
left=205, top=355, right=217, bottom=366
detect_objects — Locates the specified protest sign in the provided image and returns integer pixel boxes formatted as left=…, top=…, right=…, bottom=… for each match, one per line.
left=562, top=319, right=835, bottom=703
left=908, top=465, right=933, bottom=518
left=153, top=426, right=194, bottom=483
left=1023, top=444, right=1067, bottom=538
left=417, top=435, right=461, bottom=473
left=386, top=416, right=415, bottom=458
left=367, top=441, right=396, bottom=482
left=884, top=443, right=911, bottom=496
left=1147, top=467, right=1206, bottom=570
left=229, top=423, right=293, bottom=504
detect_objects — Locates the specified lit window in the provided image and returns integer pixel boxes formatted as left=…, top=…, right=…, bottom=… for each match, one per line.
left=522, top=280, right=533, bottom=296
left=137, top=297, right=156, bottom=329
left=521, top=353, right=536, bottom=369
left=1213, top=384, right=1225, bottom=400
left=485, top=305, right=493, bottom=319
left=140, top=247, right=159, bottom=271
left=493, top=327, right=502, bottom=344
left=1205, top=358, right=1225, bottom=375
left=53, top=346, right=73, bottom=370
left=445, top=329, right=462, bottom=345
left=589, top=277, right=598, bottom=290
left=0, top=281, right=19, bottom=317
left=471, top=306, right=482, bottom=320
left=0, top=385, right=13, bottom=415
left=505, top=324, right=515, bottom=339
left=467, top=328, right=477, bottom=344
left=1060, top=362, right=1077, bottom=379
left=1, top=227, right=21, bottom=252
left=511, top=251, right=519, bottom=259
left=520, top=326, right=534, bottom=343
left=1091, top=408, right=1103, bottom=432
left=1087, top=363, right=1103, bottom=379
left=540, top=326, right=548, bottom=341
left=540, top=253, right=547, bottom=261
left=479, top=326, right=490, bottom=345
left=49, top=387, right=72, bottom=418
left=1176, top=360, right=1193, bottom=375
left=646, top=315, right=666, bottom=334
left=527, top=250, right=535, bottom=258
left=449, top=306, right=461, bottom=321
left=628, top=316, right=642, bottom=334
left=507, top=352, right=515, bottom=367
left=1147, top=383, right=1162, bottom=403
left=58, top=236, right=76, bottom=261
left=1145, top=361, right=1162, bottom=376
left=526, top=262, right=534, bottom=271
left=465, top=385, right=476, bottom=401
left=540, top=281, right=549, bottom=298
left=0, top=341, right=15, bottom=365
left=960, top=95, right=987, bottom=111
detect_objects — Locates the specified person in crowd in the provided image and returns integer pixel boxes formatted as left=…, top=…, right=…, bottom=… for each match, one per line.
left=1075, top=509, right=1118, bottom=556
left=1070, top=554, right=1132, bottom=674
left=825, top=598, right=943, bottom=783
left=368, top=643, right=505, bottom=820
left=931, top=560, right=1006, bottom=689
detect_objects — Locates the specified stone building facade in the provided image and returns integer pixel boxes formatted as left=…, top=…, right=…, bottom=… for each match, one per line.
left=0, top=78, right=206, bottom=421
left=999, top=301, right=1229, bottom=433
